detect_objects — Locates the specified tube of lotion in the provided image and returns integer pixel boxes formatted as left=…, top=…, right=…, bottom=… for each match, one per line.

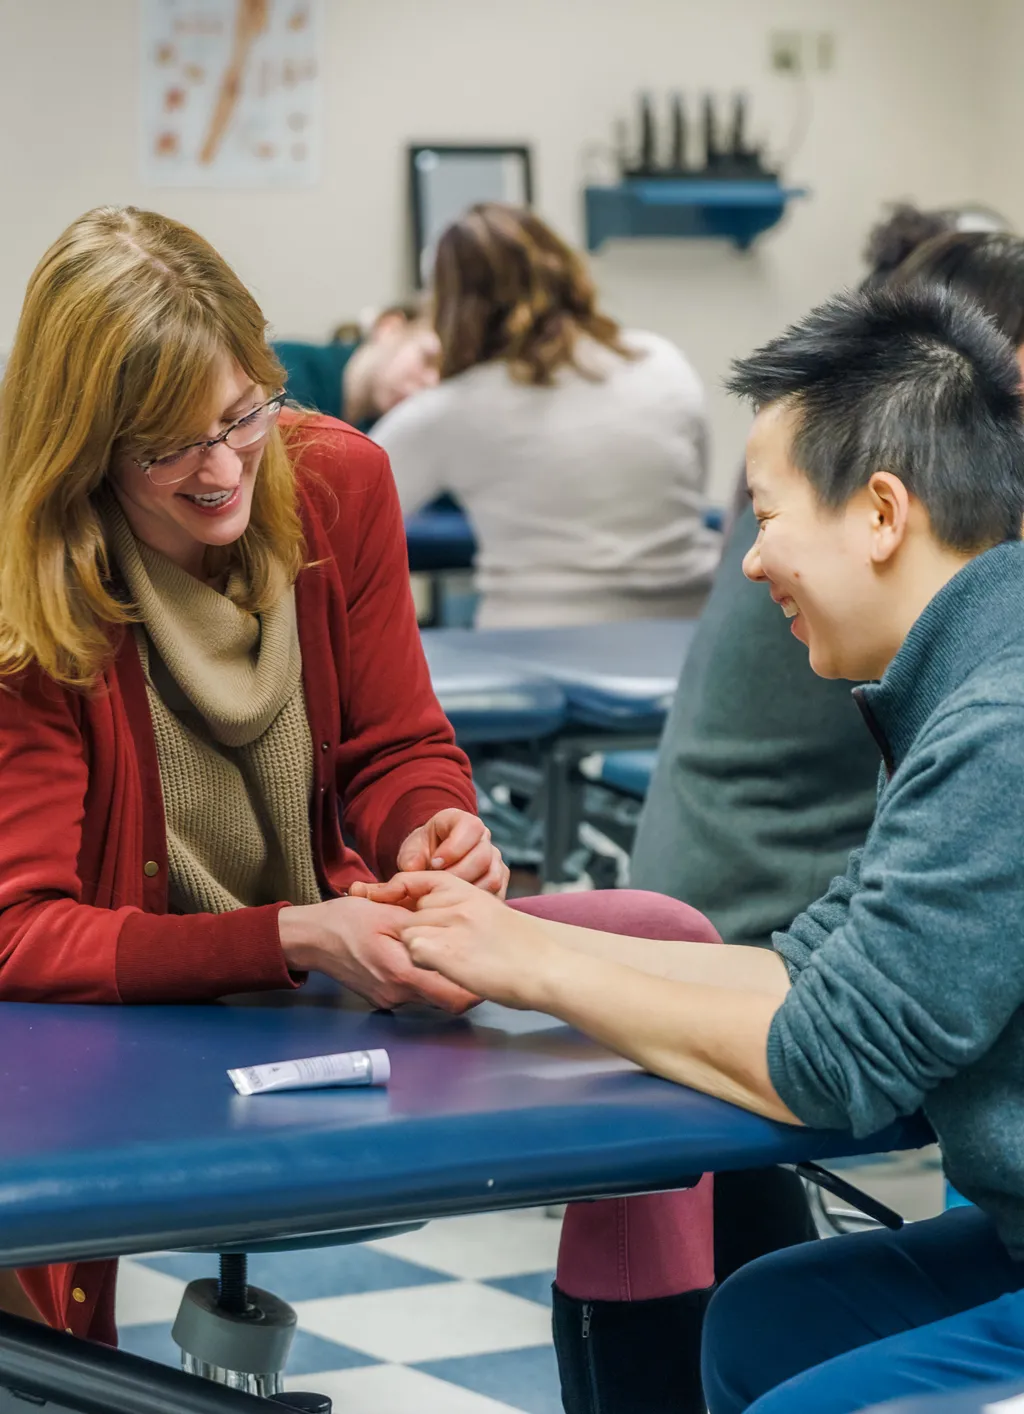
left=228, top=1049, right=390, bottom=1096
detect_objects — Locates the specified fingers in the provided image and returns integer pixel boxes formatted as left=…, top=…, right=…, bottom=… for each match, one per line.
left=485, top=858, right=511, bottom=899
left=441, top=838, right=499, bottom=886
left=395, top=841, right=431, bottom=873
left=404, top=966, right=480, bottom=1014
left=457, top=854, right=509, bottom=898
left=344, top=950, right=476, bottom=1014
left=395, top=822, right=431, bottom=874
left=350, top=879, right=412, bottom=906
left=352, top=872, right=457, bottom=906
left=427, top=810, right=488, bottom=868
left=391, top=932, right=479, bottom=1011
left=401, top=927, right=468, bottom=989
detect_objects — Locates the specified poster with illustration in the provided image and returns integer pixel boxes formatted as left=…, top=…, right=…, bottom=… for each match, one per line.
left=141, top=0, right=321, bottom=186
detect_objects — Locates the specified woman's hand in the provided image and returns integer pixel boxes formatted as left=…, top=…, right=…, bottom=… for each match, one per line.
left=278, top=895, right=479, bottom=1014
left=355, top=871, right=566, bottom=1011
left=396, top=809, right=509, bottom=897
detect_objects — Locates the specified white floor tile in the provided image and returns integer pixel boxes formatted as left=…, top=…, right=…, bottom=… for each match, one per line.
left=294, top=1280, right=551, bottom=1363
left=115, top=1260, right=187, bottom=1327
left=285, top=1363, right=523, bottom=1414
left=368, top=1210, right=562, bottom=1281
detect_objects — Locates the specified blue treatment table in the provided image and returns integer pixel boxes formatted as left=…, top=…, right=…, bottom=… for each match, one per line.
left=599, top=747, right=658, bottom=799
left=406, top=507, right=718, bottom=576
left=0, top=994, right=931, bottom=1267
left=440, top=618, right=697, bottom=732
left=0, top=991, right=931, bottom=1411
left=424, top=620, right=696, bottom=879
left=404, top=506, right=477, bottom=575
left=422, top=634, right=566, bottom=744
left=865, top=1383, right=1024, bottom=1414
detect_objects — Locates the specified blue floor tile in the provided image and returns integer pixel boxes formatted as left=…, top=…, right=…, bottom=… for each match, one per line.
left=286, top=1329, right=379, bottom=1376
left=487, top=1271, right=555, bottom=1307
left=117, top=1321, right=180, bottom=1368
left=416, top=1345, right=562, bottom=1414
left=118, top=1321, right=376, bottom=1376
left=135, top=1244, right=447, bottom=1302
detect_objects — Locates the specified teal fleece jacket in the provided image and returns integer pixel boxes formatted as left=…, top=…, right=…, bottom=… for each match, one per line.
left=769, top=540, right=1024, bottom=1256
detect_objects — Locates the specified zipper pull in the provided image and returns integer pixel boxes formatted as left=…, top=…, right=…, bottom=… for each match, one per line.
left=581, top=1302, right=592, bottom=1339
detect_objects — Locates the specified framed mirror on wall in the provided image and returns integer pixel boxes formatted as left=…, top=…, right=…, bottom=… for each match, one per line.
left=408, top=143, right=534, bottom=287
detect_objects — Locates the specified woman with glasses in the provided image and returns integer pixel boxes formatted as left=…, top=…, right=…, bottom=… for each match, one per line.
left=0, top=205, right=510, bottom=1334
left=0, top=207, right=719, bottom=1365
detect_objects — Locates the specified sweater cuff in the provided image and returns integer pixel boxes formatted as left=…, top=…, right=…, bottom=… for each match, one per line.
left=766, top=1004, right=850, bottom=1132
left=116, top=904, right=300, bottom=1003
left=376, top=788, right=476, bottom=879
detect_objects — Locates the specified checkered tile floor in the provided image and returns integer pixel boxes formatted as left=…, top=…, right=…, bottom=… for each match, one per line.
left=117, top=1209, right=564, bottom=1413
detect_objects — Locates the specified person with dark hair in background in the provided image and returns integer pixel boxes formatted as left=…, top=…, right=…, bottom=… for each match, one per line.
left=273, top=302, right=441, bottom=430
left=858, top=201, right=960, bottom=289
left=361, top=282, right=1024, bottom=1414
left=373, top=202, right=720, bottom=627
left=894, top=230, right=1024, bottom=374
left=861, top=199, right=1008, bottom=289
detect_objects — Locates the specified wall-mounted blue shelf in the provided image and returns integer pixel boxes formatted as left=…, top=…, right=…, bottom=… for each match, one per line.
left=585, top=178, right=808, bottom=252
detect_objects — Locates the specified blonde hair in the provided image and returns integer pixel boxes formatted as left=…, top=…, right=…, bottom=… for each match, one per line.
left=0, top=206, right=305, bottom=689
left=432, top=203, right=635, bottom=386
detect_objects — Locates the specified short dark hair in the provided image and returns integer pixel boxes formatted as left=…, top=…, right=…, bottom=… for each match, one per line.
left=727, top=284, right=1024, bottom=551
left=861, top=203, right=957, bottom=290
left=891, top=231, right=1024, bottom=348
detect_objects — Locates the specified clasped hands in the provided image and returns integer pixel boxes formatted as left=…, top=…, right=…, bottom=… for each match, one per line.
left=350, top=865, right=556, bottom=1014
left=281, top=808, right=543, bottom=1013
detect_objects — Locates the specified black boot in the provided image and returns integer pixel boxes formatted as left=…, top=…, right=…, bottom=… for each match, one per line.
left=551, top=1283, right=712, bottom=1414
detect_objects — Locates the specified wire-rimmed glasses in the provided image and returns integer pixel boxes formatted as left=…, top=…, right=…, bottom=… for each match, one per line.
left=133, top=391, right=286, bottom=487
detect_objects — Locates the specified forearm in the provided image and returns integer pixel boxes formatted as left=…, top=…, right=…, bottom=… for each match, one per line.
left=535, top=947, right=800, bottom=1123
left=532, top=917, right=792, bottom=997
left=0, top=896, right=293, bottom=1003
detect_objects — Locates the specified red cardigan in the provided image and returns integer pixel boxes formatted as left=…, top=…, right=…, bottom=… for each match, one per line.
left=0, top=415, right=475, bottom=1340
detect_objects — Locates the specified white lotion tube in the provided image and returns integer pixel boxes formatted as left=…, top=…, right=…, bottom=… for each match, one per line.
left=228, top=1048, right=391, bottom=1096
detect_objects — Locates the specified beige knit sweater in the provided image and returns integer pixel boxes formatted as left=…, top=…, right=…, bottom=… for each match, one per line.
left=103, top=496, right=322, bottom=914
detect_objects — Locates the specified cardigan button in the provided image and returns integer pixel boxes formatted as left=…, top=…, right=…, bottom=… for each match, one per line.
left=65, top=1326, right=73, bottom=1334
left=320, top=741, right=329, bottom=752
left=72, top=1287, right=86, bottom=1303
left=143, top=861, right=159, bottom=878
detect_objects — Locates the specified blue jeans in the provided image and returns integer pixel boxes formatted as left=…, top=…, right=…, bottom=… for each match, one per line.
left=702, top=1206, right=1024, bottom=1414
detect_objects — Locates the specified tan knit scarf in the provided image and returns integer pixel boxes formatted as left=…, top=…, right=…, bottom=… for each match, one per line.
left=102, top=492, right=322, bottom=914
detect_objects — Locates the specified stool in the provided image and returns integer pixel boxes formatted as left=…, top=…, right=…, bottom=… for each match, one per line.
left=172, top=1223, right=426, bottom=1406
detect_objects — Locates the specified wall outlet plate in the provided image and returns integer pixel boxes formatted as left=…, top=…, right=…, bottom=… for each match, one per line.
left=769, top=30, right=803, bottom=75
left=814, top=31, right=836, bottom=71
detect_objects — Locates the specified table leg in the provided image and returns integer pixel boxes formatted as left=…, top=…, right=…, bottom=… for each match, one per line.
left=543, top=740, right=583, bottom=885
left=542, top=732, right=662, bottom=885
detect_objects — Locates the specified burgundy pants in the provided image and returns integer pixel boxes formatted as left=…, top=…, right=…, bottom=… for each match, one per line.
left=509, top=890, right=718, bottom=1300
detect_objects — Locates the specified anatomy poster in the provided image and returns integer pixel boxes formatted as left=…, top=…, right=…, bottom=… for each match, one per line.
left=141, top=0, right=321, bottom=186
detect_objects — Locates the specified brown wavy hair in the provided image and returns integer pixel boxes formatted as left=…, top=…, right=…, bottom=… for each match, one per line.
left=432, top=203, right=634, bottom=386
left=0, top=206, right=306, bottom=689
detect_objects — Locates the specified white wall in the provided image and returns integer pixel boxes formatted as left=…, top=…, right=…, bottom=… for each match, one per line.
left=976, top=0, right=1024, bottom=233
left=0, top=0, right=994, bottom=497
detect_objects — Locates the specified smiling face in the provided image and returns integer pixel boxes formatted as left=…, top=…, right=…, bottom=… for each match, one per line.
left=108, top=356, right=267, bottom=577
left=741, top=401, right=904, bottom=681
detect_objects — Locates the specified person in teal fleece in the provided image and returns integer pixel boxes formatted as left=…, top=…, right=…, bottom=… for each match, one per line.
left=357, top=283, right=1024, bottom=1414
left=273, top=303, right=440, bottom=429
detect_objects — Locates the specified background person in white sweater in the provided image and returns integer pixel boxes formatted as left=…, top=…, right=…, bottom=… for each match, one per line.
left=373, top=203, right=721, bottom=628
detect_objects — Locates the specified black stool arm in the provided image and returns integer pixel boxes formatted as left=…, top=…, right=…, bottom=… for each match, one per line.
left=0, top=1310, right=271, bottom=1414
left=791, top=1160, right=905, bottom=1230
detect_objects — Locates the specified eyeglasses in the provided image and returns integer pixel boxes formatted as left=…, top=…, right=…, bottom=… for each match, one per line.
left=133, top=391, right=287, bottom=486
